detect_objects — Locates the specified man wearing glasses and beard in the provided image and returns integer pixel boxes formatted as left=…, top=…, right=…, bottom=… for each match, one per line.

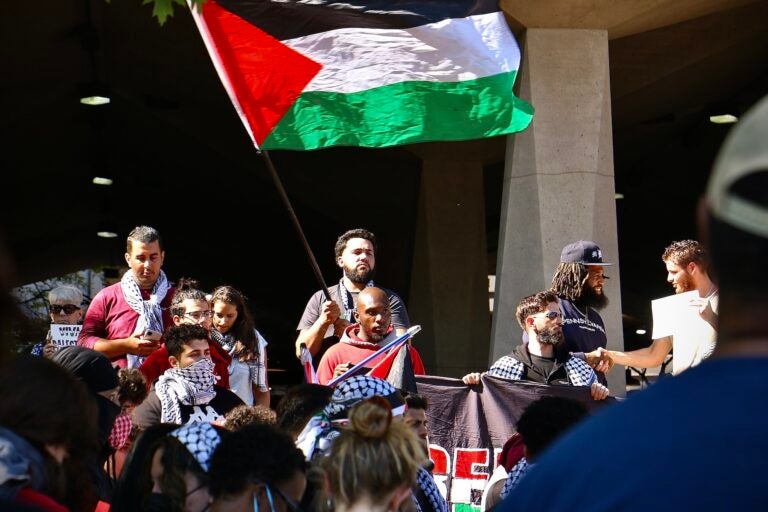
left=462, top=291, right=609, bottom=401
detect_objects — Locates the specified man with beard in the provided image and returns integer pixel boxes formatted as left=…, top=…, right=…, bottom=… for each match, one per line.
left=133, top=324, right=243, bottom=428
left=315, top=287, right=424, bottom=384
left=462, top=291, right=609, bottom=400
left=550, top=241, right=613, bottom=381
left=499, top=92, right=768, bottom=512
left=602, top=240, right=718, bottom=375
left=295, top=229, right=410, bottom=364
left=79, top=226, right=171, bottom=368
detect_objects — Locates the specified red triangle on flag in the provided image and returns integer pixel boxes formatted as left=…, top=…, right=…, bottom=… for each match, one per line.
left=201, top=1, right=323, bottom=145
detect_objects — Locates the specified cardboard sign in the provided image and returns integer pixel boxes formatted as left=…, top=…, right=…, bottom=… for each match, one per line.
left=50, top=324, right=82, bottom=347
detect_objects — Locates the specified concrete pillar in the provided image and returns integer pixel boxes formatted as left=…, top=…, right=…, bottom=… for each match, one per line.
left=409, top=160, right=491, bottom=378
left=490, top=28, right=625, bottom=394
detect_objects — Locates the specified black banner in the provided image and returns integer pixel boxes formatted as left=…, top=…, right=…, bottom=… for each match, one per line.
left=416, top=374, right=617, bottom=510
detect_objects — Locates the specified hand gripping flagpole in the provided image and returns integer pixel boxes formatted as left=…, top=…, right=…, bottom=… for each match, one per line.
left=188, top=1, right=331, bottom=301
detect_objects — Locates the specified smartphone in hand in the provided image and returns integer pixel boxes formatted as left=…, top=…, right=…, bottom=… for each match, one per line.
left=141, top=329, right=162, bottom=342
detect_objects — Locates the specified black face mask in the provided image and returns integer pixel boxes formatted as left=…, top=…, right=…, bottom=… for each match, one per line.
left=146, top=492, right=174, bottom=512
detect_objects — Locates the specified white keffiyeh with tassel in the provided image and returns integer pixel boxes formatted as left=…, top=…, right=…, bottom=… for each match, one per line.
left=156, top=358, right=217, bottom=424
left=120, top=269, right=170, bottom=368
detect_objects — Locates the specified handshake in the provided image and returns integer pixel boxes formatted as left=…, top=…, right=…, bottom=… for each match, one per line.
left=585, top=347, right=614, bottom=373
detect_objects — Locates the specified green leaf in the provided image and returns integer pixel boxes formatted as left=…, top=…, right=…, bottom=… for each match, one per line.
left=141, top=0, right=188, bottom=26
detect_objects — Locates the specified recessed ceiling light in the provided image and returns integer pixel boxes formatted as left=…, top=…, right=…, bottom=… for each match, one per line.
left=709, top=114, right=738, bottom=124
left=80, top=96, right=111, bottom=106
left=615, top=193, right=625, bottom=200
left=97, top=231, right=118, bottom=238
left=635, top=329, right=647, bottom=335
left=92, top=177, right=113, bottom=186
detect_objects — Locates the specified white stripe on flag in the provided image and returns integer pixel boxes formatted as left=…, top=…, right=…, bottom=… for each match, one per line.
left=284, top=12, right=520, bottom=94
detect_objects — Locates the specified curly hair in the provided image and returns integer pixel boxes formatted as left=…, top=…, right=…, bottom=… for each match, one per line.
left=170, top=277, right=209, bottom=317
left=117, top=368, right=148, bottom=405
left=515, top=290, right=560, bottom=329
left=224, top=405, right=276, bottom=431
left=164, top=324, right=209, bottom=360
left=662, top=240, right=709, bottom=273
left=334, top=229, right=377, bottom=260
left=209, top=424, right=306, bottom=499
left=516, top=396, right=588, bottom=460
left=550, top=262, right=589, bottom=302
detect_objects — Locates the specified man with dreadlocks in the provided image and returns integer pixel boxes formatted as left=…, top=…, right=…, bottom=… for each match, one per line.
left=550, top=241, right=613, bottom=381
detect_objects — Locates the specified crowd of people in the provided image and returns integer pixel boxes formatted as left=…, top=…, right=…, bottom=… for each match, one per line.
left=2, top=97, right=768, bottom=511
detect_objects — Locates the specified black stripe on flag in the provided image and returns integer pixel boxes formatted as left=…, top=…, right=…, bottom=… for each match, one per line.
left=215, top=0, right=500, bottom=41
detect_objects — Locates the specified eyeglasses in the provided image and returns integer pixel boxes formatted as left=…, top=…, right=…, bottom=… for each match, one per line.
left=537, top=311, right=563, bottom=320
left=50, top=304, right=81, bottom=314
left=184, top=310, right=213, bottom=321
left=254, top=482, right=303, bottom=512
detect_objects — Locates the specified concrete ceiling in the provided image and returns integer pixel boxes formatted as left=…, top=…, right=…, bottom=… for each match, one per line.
left=2, top=0, right=767, bottom=367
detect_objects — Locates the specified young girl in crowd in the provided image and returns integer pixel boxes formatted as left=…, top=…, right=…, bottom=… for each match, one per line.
left=209, top=286, right=269, bottom=407
left=324, top=397, right=423, bottom=512
left=111, top=422, right=226, bottom=512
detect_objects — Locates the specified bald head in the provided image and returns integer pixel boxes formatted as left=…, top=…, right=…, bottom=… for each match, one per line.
left=354, top=287, right=392, bottom=343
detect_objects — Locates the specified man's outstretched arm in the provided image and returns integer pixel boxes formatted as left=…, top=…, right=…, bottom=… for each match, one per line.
left=605, top=336, right=673, bottom=369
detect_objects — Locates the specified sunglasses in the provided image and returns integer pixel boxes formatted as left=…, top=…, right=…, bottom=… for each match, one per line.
left=537, top=311, right=563, bottom=320
left=50, top=304, right=81, bottom=314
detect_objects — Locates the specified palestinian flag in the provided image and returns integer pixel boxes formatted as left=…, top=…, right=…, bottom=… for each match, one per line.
left=190, top=0, right=533, bottom=150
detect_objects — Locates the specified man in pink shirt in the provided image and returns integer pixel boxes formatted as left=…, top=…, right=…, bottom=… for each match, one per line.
left=316, top=287, right=425, bottom=385
left=78, top=226, right=173, bottom=368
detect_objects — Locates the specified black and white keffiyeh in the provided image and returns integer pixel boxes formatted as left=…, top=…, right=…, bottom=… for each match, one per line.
left=169, top=422, right=222, bottom=472
left=338, top=278, right=374, bottom=323
left=299, top=376, right=405, bottom=461
left=156, top=358, right=217, bottom=424
left=296, top=413, right=333, bottom=460
left=210, top=328, right=268, bottom=390
left=413, top=467, right=449, bottom=512
left=209, top=327, right=236, bottom=353
left=323, top=375, right=406, bottom=421
left=487, top=355, right=596, bottom=386
left=121, top=269, right=170, bottom=368
left=564, top=357, right=598, bottom=386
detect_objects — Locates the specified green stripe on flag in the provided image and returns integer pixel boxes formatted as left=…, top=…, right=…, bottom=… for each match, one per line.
left=262, top=71, right=533, bottom=150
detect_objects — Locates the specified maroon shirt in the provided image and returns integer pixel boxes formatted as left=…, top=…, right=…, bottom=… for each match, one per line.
left=78, top=282, right=174, bottom=368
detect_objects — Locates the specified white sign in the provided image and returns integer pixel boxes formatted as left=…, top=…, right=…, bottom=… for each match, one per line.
left=651, top=291, right=717, bottom=374
left=50, top=324, right=82, bottom=347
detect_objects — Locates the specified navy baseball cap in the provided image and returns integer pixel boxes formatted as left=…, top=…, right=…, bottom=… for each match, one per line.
left=560, top=241, right=613, bottom=266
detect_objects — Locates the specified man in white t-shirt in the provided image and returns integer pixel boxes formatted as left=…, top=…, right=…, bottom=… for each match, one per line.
left=605, top=240, right=718, bottom=375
